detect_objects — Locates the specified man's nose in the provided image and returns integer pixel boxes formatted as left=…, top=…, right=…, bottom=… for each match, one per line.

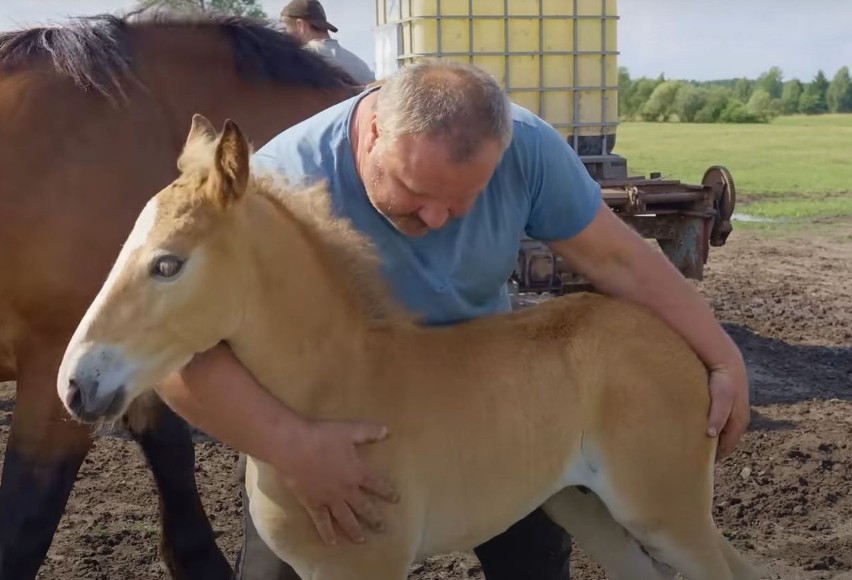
left=417, top=204, right=450, bottom=230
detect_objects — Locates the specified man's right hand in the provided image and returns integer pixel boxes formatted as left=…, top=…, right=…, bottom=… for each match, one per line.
left=152, top=344, right=398, bottom=547
left=275, top=418, right=400, bottom=546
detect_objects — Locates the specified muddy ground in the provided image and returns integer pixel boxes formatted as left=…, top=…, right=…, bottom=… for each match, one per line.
left=2, top=223, right=850, bottom=579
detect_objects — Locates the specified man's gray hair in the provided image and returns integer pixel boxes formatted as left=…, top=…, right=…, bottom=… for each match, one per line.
left=374, top=60, right=513, bottom=163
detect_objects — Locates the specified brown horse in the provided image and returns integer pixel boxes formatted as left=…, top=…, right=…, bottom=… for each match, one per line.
left=57, top=115, right=764, bottom=580
left=0, top=11, right=357, bottom=579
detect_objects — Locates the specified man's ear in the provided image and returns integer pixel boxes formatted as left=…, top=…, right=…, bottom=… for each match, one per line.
left=366, top=113, right=380, bottom=154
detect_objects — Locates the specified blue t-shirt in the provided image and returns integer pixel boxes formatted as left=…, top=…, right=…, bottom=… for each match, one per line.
left=251, top=90, right=602, bottom=326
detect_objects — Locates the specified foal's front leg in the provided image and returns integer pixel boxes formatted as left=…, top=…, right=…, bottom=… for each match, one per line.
left=297, top=551, right=414, bottom=580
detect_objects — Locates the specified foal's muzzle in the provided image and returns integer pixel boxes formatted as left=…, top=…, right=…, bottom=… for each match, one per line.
left=64, top=375, right=127, bottom=423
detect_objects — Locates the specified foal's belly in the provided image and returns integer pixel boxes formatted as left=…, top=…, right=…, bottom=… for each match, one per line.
left=414, top=457, right=583, bottom=558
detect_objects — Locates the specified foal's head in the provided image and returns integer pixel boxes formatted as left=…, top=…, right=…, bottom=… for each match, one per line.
left=57, top=115, right=255, bottom=423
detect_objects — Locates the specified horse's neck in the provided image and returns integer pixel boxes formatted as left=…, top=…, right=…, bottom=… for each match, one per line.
left=130, top=28, right=352, bottom=148
left=227, top=192, right=369, bottom=413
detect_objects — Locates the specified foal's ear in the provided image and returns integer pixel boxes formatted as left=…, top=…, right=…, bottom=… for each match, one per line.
left=186, top=113, right=216, bottom=147
left=212, top=119, right=250, bottom=208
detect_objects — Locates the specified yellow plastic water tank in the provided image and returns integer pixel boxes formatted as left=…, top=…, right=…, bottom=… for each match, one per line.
left=374, top=0, right=619, bottom=157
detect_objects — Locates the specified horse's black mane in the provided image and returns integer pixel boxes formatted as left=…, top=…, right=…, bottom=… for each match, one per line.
left=0, top=10, right=357, bottom=99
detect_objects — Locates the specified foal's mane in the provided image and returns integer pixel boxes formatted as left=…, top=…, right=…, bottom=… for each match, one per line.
left=181, top=133, right=409, bottom=325
left=0, top=10, right=357, bottom=101
left=250, top=173, right=415, bottom=326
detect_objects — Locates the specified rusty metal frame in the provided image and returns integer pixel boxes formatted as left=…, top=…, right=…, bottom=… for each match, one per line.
left=512, top=170, right=731, bottom=295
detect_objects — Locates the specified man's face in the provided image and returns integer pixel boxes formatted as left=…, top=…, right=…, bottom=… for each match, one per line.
left=362, top=126, right=503, bottom=237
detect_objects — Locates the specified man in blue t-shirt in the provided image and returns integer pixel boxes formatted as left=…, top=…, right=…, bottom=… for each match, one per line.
left=252, top=75, right=600, bottom=328
left=156, top=60, right=750, bottom=579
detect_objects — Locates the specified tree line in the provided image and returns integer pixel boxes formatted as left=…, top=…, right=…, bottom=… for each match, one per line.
left=134, top=0, right=268, bottom=19
left=618, top=66, right=852, bottom=123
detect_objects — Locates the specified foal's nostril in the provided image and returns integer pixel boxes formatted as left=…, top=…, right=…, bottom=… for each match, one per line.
left=67, top=379, right=83, bottom=414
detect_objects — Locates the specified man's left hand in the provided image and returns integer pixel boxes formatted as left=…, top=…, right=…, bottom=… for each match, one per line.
left=706, top=361, right=751, bottom=460
left=547, top=203, right=752, bottom=461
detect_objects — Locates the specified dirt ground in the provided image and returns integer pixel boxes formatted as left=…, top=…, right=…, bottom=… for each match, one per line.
left=2, top=224, right=850, bottom=580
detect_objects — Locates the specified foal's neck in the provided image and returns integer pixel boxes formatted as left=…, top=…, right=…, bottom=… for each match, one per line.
left=226, top=188, right=375, bottom=414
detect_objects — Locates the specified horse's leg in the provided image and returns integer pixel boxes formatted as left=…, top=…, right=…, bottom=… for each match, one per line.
left=624, top=522, right=738, bottom=580
left=543, top=487, right=676, bottom=580
left=720, top=534, right=766, bottom=580
left=591, top=475, right=753, bottom=580
left=125, top=397, right=232, bottom=580
left=0, top=343, right=92, bottom=580
left=630, top=523, right=762, bottom=580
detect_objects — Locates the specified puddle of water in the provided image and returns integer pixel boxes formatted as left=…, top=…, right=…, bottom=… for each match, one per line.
left=732, top=213, right=777, bottom=222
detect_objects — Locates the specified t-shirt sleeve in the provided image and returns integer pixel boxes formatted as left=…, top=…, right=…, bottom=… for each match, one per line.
left=250, top=132, right=319, bottom=190
left=522, top=119, right=603, bottom=241
left=250, top=136, right=286, bottom=177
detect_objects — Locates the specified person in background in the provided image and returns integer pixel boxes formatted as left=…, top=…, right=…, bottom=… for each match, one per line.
left=279, top=0, right=376, bottom=86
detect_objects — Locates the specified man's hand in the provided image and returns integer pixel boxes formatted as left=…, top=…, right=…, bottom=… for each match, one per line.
left=152, top=345, right=400, bottom=546
left=275, top=419, right=400, bottom=546
left=706, top=360, right=751, bottom=460
left=548, top=203, right=752, bottom=461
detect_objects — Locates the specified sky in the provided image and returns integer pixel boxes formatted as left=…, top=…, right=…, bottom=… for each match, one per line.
left=1, top=0, right=850, bottom=83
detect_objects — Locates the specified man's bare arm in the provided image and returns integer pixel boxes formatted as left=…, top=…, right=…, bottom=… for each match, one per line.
left=547, top=203, right=749, bottom=459
left=154, top=342, right=399, bottom=545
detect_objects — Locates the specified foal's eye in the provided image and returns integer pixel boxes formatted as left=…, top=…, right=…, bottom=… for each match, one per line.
left=151, top=255, right=184, bottom=279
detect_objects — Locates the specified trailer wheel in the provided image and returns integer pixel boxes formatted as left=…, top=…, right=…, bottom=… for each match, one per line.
left=702, top=165, right=736, bottom=246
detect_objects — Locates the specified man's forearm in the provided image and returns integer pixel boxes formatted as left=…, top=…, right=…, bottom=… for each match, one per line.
left=591, top=239, right=743, bottom=371
left=549, top=205, right=749, bottom=451
left=154, top=342, right=397, bottom=545
left=154, top=342, right=307, bottom=467
left=548, top=207, right=742, bottom=372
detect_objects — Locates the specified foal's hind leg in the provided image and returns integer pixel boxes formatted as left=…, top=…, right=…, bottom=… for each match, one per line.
left=622, top=521, right=748, bottom=580
left=0, top=343, right=93, bottom=580
left=543, top=487, right=676, bottom=580
left=721, top=533, right=765, bottom=580
left=125, top=395, right=232, bottom=580
left=594, top=464, right=759, bottom=580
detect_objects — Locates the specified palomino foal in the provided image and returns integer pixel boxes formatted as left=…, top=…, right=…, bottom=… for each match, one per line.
left=57, top=115, right=761, bottom=580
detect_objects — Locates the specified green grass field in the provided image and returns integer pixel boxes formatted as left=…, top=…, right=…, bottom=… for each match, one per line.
left=611, top=114, right=852, bottom=227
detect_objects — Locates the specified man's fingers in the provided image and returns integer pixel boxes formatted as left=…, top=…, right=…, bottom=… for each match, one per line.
left=309, top=506, right=337, bottom=546
left=349, top=422, right=389, bottom=445
left=330, top=500, right=365, bottom=544
left=716, top=421, right=741, bottom=460
left=362, top=473, right=400, bottom=503
left=350, top=496, right=385, bottom=532
left=717, top=409, right=749, bottom=460
left=716, top=428, right=732, bottom=460
left=706, top=387, right=733, bottom=438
